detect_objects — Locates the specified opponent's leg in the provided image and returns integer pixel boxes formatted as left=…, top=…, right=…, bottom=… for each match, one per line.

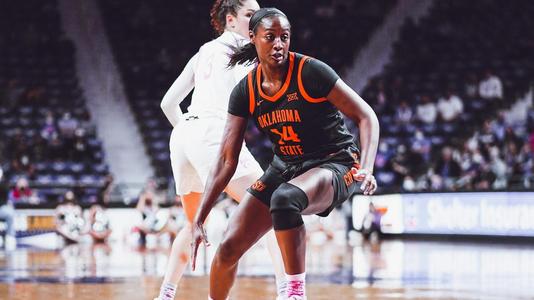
left=156, top=192, right=201, bottom=300
left=209, top=194, right=273, bottom=300
left=226, top=174, right=287, bottom=297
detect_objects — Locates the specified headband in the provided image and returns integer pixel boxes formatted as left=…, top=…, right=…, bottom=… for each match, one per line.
left=249, top=7, right=287, bottom=32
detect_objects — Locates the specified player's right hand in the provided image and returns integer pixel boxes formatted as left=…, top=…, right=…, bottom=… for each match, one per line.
left=191, top=222, right=210, bottom=271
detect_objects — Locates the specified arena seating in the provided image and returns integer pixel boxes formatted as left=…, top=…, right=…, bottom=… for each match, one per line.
left=98, top=0, right=395, bottom=181
left=362, top=0, right=534, bottom=192
left=0, top=0, right=109, bottom=205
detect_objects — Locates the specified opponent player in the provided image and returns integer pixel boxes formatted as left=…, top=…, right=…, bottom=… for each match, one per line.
left=156, top=1, right=286, bottom=299
left=191, top=8, right=379, bottom=300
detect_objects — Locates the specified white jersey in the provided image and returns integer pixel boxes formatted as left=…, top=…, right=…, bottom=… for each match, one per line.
left=160, top=31, right=253, bottom=125
left=161, top=31, right=263, bottom=195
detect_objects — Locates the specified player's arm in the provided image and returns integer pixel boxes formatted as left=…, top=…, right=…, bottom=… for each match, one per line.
left=302, top=58, right=379, bottom=194
left=160, top=52, right=199, bottom=127
left=194, top=114, right=246, bottom=224
left=328, top=79, right=380, bottom=195
left=190, top=78, right=249, bottom=269
left=191, top=113, right=247, bottom=269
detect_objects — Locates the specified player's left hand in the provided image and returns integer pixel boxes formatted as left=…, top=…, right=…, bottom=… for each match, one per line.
left=191, top=222, right=210, bottom=271
left=351, top=168, right=377, bottom=195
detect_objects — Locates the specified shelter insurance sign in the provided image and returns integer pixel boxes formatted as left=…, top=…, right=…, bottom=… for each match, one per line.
left=353, top=192, right=534, bottom=237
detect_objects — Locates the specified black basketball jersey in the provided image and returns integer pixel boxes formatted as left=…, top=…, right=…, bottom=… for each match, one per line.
left=229, top=52, right=357, bottom=163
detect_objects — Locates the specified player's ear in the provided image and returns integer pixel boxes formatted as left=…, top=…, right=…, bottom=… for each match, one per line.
left=226, top=13, right=236, bottom=30
left=249, top=30, right=255, bottom=43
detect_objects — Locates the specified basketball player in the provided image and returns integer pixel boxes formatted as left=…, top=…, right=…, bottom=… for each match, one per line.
left=191, top=8, right=379, bottom=300
left=156, top=1, right=286, bottom=299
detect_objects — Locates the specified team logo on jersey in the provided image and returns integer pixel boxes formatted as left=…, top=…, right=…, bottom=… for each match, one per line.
left=251, top=180, right=267, bottom=192
left=286, top=92, right=299, bottom=102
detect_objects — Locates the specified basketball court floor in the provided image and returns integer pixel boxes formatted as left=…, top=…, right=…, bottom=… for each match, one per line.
left=1, top=235, right=533, bottom=300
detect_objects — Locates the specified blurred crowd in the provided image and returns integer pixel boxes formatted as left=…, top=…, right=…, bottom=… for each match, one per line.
left=363, top=71, right=534, bottom=193
left=1, top=80, right=97, bottom=180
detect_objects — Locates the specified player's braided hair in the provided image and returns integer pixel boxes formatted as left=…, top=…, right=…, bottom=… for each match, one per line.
left=210, top=0, right=245, bottom=35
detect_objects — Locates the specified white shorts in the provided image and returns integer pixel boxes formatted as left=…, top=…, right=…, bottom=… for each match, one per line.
left=169, top=116, right=263, bottom=195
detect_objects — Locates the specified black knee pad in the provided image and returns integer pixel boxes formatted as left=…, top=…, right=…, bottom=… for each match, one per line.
left=270, top=183, right=309, bottom=230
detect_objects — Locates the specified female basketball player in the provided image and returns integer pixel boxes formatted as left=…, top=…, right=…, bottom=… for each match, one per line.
left=191, top=8, right=379, bottom=300
left=156, top=1, right=286, bottom=300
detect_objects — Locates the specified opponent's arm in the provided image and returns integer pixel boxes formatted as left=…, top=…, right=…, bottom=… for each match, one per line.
left=160, top=53, right=198, bottom=126
left=191, top=114, right=247, bottom=269
left=328, top=79, right=380, bottom=195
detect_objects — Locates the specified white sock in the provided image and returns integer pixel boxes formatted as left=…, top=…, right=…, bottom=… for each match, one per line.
left=286, top=272, right=306, bottom=282
left=286, top=272, right=306, bottom=296
left=276, top=279, right=288, bottom=296
left=158, top=282, right=177, bottom=300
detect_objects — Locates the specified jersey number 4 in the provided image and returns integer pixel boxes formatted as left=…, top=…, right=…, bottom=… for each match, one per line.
left=271, top=126, right=301, bottom=145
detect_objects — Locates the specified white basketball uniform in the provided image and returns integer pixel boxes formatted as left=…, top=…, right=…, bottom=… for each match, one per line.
left=161, top=31, right=262, bottom=195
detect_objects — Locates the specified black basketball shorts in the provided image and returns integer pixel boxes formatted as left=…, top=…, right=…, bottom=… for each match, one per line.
left=247, top=147, right=360, bottom=217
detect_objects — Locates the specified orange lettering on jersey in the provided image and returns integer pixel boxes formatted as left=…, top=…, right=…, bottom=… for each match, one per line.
left=287, top=92, right=299, bottom=102
left=279, top=145, right=304, bottom=156
left=256, top=109, right=302, bottom=128
left=251, top=180, right=267, bottom=192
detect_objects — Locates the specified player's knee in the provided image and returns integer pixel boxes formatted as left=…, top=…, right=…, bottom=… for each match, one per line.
left=270, top=183, right=309, bottom=231
left=216, top=235, right=246, bottom=265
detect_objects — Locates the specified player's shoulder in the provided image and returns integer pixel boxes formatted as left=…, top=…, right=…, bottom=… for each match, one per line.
left=295, top=53, right=332, bottom=71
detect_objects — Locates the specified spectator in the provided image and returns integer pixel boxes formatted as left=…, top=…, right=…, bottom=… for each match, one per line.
left=87, top=194, right=112, bottom=244
left=478, top=120, right=497, bottom=146
left=520, top=143, right=533, bottom=188
left=416, top=95, right=437, bottom=124
left=503, top=126, right=521, bottom=149
left=166, top=196, right=186, bottom=242
left=464, top=73, right=479, bottom=99
left=412, top=129, right=432, bottom=162
left=437, top=89, right=464, bottom=122
left=479, top=69, right=503, bottom=100
left=490, top=112, right=507, bottom=144
left=10, top=151, right=35, bottom=178
left=78, top=109, right=96, bottom=137
left=135, top=179, right=166, bottom=246
left=472, top=163, right=497, bottom=190
left=434, top=146, right=462, bottom=187
left=0, top=167, right=17, bottom=250
left=395, top=100, right=413, bottom=125
left=40, top=111, right=57, bottom=141
left=57, top=112, right=79, bottom=141
left=8, top=177, right=39, bottom=205
left=55, top=190, right=85, bottom=243
left=374, top=141, right=393, bottom=171
left=504, top=142, right=522, bottom=182
left=489, top=146, right=507, bottom=189
left=71, top=128, right=90, bottom=161
left=361, top=202, right=384, bottom=241
left=390, top=144, right=424, bottom=186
